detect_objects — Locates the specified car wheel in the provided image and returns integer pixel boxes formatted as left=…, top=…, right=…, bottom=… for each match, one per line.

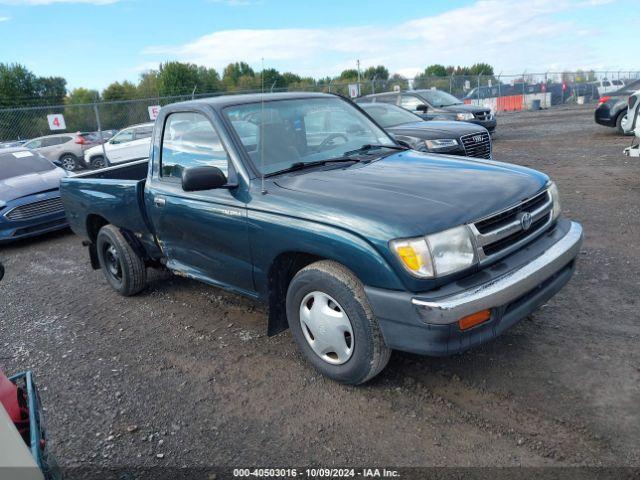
left=616, top=111, right=633, bottom=136
left=96, top=225, right=147, bottom=296
left=286, top=260, right=391, bottom=385
left=91, top=156, right=107, bottom=169
left=59, top=154, right=78, bottom=171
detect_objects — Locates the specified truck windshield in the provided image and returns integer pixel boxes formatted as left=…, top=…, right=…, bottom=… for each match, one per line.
left=224, top=97, right=395, bottom=176
left=0, top=151, right=55, bottom=181
left=416, top=90, right=463, bottom=108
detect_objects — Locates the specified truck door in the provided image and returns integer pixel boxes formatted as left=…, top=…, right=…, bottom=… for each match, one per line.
left=146, top=111, right=254, bottom=295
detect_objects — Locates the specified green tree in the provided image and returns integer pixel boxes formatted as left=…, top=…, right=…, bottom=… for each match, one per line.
left=0, top=63, right=37, bottom=108
left=157, top=61, right=201, bottom=96
left=64, top=88, right=99, bottom=132
left=102, top=80, right=137, bottom=101
left=424, top=64, right=448, bottom=77
left=34, top=76, right=67, bottom=105
left=260, top=68, right=284, bottom=90
left=363, top=65, right=389, bottom=81
left=137, top=70, right=160, bottom=99
left=222, top=62, right=255, bottom=90
left=468, top=63, right=494, bottom=76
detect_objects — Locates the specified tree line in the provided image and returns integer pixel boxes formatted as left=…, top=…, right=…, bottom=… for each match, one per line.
left=0, top=61, right=500, bottom=109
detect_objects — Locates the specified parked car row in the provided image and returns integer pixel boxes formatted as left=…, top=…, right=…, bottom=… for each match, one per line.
left=594, top=79, right=640, bottom=135
left=58, top=92, right=582, bottom=385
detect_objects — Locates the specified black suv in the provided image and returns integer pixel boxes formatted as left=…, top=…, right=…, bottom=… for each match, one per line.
left=358, top=89, right=497, bottom=133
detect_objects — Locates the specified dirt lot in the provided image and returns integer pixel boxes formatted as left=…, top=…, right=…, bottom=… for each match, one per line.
left=1, top=105, right=639, bottom=472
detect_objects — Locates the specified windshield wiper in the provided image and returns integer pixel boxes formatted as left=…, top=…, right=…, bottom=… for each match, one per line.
left=266, top=158, right=363, bottom=177
left=343, top=144, right=409, bottom=157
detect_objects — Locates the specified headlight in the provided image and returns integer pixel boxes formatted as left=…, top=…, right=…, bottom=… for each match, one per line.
left=548, top=181, right=562, bottom=220
left=425, top=138, right=458, bottom=150
left=456, top=112, right=475, bottom=121
left=390, top=225, right=476, bottom=278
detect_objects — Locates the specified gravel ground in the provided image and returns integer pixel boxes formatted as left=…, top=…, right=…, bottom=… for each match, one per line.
left=0, top=105, right=639, bottom=471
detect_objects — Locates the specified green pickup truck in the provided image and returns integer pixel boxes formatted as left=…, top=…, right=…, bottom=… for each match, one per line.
left=60, top=92, right=583, bottom=384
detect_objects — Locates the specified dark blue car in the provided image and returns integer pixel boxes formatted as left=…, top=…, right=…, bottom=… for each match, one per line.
left=0, top=148, right=68, bottom=243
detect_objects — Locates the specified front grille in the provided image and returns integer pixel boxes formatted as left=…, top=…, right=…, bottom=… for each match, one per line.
left=473, top=111, right=492, bottom=121
left=5, top=197, right=64, bottom=221
left=470, top=190, right=553, bottom=261
left=460, top=132, right=492, bottom=159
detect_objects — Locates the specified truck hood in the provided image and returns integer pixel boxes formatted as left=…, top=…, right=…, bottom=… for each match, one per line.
left=387, top=121, right=486, bottom=138
left=270, top=150, right=548, bottom=242
left=0, top=168, right=65, bottom=203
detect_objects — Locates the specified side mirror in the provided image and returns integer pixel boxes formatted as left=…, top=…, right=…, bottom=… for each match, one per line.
left=181, top=166, right=228, bottom=191
left=416, top=104, right=429, bottom=113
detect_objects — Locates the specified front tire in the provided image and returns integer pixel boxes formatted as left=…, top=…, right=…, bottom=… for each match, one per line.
left=616, top=111, right=632, bottom=135
left=286, top=260, right=391, bottom=385
left=90, top=155, right=108, bottom=169
left=96, top=225, right=147, bottom=296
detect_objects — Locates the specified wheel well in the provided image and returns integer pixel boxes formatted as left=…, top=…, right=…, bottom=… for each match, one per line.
left=86, top=214, right=109, bottom=243
left=267, top=252, right=323, bottom=336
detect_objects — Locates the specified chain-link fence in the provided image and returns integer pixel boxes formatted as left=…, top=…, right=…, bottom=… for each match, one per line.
left=1, top=70, right=638, bottom=165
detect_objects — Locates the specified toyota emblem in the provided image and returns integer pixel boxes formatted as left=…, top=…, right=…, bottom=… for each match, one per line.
left=519, top=212, right=533, bottom=231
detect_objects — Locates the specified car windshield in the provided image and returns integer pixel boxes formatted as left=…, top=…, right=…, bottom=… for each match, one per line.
left=416, top=90, right=463, bottom=107
left=361, top=104, right=421, bottom=127
left=224, top=97, right=395, bottom=176
left=0, top=151, right=55, bottom=181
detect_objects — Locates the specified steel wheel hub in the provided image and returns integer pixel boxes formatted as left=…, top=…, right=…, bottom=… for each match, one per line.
left=299, top=291, right=354, bottom=365
left=105, top=245, right=122, bottom=279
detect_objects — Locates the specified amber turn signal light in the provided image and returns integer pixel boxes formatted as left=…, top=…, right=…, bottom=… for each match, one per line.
left=458, top=309, right=492, bottom=331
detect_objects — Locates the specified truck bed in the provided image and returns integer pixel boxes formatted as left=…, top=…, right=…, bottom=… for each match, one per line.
left=60, top=160, right=154, bottom=243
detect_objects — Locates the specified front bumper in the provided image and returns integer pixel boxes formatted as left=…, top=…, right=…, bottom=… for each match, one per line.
left=594, top=105, right=616, bottom=127
left=365, top=219, right=582, bottom=356
left=0, top=193, right=68, bottom=243
left=467, top=117, right=497, bottom=132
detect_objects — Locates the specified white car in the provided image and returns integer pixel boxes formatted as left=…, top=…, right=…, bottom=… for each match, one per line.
left=84, top=123, right=153, bottom=169
left=593, top=79, right=626, bottom=95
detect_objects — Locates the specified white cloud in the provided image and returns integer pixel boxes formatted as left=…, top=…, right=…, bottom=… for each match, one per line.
left=0, top=0, right=120, bottom=5
left=142, top=0, right=620, bottom=77
left=209, top=0, right=260, bottom=5
left=0, top=15, right=9, bottom=21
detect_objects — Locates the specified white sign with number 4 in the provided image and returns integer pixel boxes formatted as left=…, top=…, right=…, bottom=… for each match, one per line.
left=47, top=114, right=66, bottom=131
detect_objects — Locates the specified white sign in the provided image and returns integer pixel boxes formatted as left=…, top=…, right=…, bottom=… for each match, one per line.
left=12, top=151, right=33, bottom=158
left=464, top=80, right=471, bottom=90
left=148, top=105, right=161, bottom=120
left=488, top=79, right=492, bottom=87
left=47, top=114, right=66, bottom=131
left=348, top=84, right=360, bottom=99
left=393, top=85, right=400, bottom=92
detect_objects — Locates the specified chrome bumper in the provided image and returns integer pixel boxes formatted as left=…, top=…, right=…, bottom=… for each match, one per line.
left=411, top=221, right=583, bottom=324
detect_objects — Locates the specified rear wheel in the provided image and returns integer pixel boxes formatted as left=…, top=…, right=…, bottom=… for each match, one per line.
left=96, top=225, right=147, bottom=296
left=59, top=154, right=78, bottom=171
left=90, top=155, right=108, bottom=169
left=286, top=260, right=391, bottom=384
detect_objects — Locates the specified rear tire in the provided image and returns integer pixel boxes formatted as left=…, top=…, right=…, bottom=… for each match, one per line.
left=286, top=260, right=391, bottom=385
left=59, top=154, right=78, bottom=171
left=96, top=225, right=147, bottom=296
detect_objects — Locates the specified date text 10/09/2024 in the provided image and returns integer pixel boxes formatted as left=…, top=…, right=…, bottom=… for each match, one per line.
left=232, top=468, right=401, bottom=478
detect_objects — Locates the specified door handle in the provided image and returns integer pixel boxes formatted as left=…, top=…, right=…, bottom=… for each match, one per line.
left=154, top=196, right=166, bottom=207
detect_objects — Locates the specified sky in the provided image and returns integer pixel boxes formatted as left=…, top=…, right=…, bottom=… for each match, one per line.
left=0, top=0, right=636, bottom=91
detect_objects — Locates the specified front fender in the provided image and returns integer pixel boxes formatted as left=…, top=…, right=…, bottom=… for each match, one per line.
left=249, top=209, right=405, bottom=299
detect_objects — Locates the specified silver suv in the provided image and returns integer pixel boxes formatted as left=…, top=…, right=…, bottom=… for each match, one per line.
left=23, top=133, right=97, bottom=171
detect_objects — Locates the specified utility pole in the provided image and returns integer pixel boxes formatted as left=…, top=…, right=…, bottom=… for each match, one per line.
left=357, top=59, right=361, bottom=83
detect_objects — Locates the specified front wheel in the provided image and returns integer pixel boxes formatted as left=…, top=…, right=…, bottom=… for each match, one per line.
left=286, top=260, right=391, bottom=385
left=616, top=111, right=633, bottom=136
left=90, top=155, right=108, bottom=169
left=96, top=225, right=147, bottom=296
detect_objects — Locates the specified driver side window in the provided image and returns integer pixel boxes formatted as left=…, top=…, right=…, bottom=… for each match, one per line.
left=112, top=130, right=134, bottom=144
left=161, top=112, right=230, bottom=180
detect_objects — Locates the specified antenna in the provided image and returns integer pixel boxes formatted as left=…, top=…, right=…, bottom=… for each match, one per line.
left=260, top=57, right=267, bottom=195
